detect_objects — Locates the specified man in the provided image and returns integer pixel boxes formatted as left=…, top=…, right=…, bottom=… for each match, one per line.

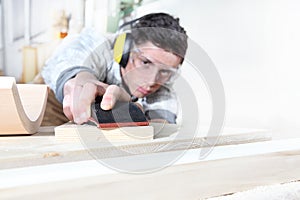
left=42, top=12, right=188, bottom=125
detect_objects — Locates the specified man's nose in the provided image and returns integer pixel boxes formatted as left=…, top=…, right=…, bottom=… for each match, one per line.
left=144, top=70, right=158, bottom=87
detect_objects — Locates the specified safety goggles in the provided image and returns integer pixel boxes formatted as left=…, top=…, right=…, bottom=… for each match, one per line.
left=131, top=49, right=180, bottom=84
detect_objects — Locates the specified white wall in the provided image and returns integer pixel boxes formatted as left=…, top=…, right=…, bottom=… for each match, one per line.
left=3, top=0, right=300, bottom=138
left=137, top=0, right=300, bottom=138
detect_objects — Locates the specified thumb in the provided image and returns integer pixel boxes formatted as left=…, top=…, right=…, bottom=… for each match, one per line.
left=101, top=85, right=130, bottom=110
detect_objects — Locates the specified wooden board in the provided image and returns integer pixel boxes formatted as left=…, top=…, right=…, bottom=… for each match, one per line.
left=0, top=77, right=48, bottom=135
left=22, top=46, right=38, bottom=83
left=55, top=122, right=271, bottom=152
left=55, top=122, right=154, bottom=142
left=22, top=41, right=60, bottom=83
left=0, top=138, right=299, bottom=199
left=0, top=126, right=271, bottom=169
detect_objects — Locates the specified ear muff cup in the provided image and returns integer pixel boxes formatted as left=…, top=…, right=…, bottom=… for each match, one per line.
left=113, top=33, right=133, bottom=68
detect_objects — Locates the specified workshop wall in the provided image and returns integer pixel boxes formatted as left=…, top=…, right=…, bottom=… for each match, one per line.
left=136, top=0, right=300, bottom=137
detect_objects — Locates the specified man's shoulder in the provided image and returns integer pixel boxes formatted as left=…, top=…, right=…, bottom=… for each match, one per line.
left=79, top=28, right=116, bottom=45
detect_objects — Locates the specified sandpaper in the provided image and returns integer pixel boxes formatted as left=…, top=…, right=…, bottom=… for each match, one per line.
left=89, top=96, right=149, bottom=128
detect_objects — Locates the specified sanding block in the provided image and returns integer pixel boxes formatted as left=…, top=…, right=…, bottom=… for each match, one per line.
left=88, top=96, right=149, bottom=128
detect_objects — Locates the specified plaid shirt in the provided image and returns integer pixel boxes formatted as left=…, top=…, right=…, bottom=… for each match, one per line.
left=41, top=28, right=178, bottom=123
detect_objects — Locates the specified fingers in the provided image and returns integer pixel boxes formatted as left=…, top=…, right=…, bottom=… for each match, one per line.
left=73, top=82, right=110, bottom=124
left=87, top=79, right=108, bottom=95
left=63, top=78, right=76, bottom=121
left=62, top=71, right=133, bottom=124
left=62, top=93, right=73, bottom=121
left=72, top=83, right=96, bottom=124
left=62, top=74, right=108, bottom=124
left=101, top=85, right=131, bottom=110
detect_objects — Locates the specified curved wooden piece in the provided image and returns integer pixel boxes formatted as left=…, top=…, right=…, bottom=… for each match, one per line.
left=0, top=77, right=48, bottom=135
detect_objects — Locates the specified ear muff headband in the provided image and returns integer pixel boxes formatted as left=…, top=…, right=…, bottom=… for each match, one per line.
left=113, top=32, right=133, bottom=68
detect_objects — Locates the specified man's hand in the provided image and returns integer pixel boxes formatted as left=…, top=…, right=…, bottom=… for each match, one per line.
left=62, top=71, right=131, bottom=124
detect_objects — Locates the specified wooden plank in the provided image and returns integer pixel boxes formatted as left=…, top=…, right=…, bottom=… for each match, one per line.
left=22, top=41, right=60, bottom=83
left=55, top=122, right=154, bottom=142
left=55, top=122, right=271, bottom=144
left=0, top=77, right=48, bottom=135
left=0, top=138, right=299, bottom=199
left=22, top=46, right=38, bottom=83
left=0, top=126, right=270, bottom=169
left=55, top=122, right=271, bottom=157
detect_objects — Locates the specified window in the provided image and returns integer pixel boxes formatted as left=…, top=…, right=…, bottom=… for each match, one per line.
left=30, top=0, right=66, bottom=39
left=12, top=0, right=25, bottom=41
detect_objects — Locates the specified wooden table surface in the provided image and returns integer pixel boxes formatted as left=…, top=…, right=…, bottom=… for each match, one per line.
left=0, top=136, right=299, bottom=200
left=0, top=125, right=271, bottom=170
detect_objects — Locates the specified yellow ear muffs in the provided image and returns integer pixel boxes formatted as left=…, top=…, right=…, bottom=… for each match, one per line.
left=113, top=32, right=133, bottom=68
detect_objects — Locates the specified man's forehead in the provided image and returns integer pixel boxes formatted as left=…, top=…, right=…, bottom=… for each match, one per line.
left=135, top=42, right=182, bottom=66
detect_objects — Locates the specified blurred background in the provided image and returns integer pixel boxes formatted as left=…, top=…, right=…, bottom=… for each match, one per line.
left=0, top=0, right=299, bottom=139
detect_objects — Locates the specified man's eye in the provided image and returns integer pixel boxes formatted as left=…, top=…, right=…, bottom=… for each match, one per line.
left=140, top=60, right=152, bottom=69
left=141, top=60, right=151, bottom=65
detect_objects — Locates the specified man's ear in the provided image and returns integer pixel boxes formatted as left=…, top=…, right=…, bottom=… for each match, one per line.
left=113, top=33, right=133, bottom=68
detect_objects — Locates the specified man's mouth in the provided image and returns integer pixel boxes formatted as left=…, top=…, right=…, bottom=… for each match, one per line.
left=137, top=87, right=151, bottom=95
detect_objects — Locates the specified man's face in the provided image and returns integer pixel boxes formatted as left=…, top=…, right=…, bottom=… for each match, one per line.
left=121, top=42, right=182, bottom=98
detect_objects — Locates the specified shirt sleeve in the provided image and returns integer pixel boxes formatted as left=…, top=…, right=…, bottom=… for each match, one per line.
left=41, top=28, right=114, bottom=102
left=141, top=85, right=178, bottom=124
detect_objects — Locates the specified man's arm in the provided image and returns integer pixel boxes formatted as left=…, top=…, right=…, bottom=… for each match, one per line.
left=41, top=28, right=131, bottom=124
left=41, top=28, right=112, bottom=103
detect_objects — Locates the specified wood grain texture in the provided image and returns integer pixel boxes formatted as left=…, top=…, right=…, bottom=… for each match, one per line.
left=55, top=122, right=271, bottom=157
left=0, top=139, right=300, bottom=200
left=0, top=77, right=48, bottom=135
left=0, top=126, right=271, bottom=169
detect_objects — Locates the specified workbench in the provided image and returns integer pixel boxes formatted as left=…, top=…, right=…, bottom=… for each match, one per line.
left=0, top=126, right=300, bottom=199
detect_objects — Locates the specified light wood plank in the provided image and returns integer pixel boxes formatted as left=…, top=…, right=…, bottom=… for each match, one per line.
left=0, top=126, right=270, bottom=169
left=55, top=122, right=271, bottom=158
left=0, top=138, right=299, bottom=200
left=55, top=122, right=154, bottom=142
